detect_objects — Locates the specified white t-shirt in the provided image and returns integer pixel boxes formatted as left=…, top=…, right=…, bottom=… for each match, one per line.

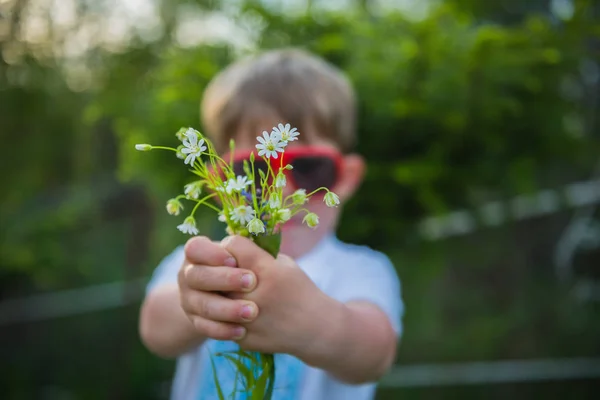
left=146, top=234, right=404, bottom=400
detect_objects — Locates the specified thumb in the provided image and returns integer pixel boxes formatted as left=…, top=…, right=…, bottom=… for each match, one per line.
left=221, top=235, right=273, bottom=273
left=184, top=236, right=237, bottom=267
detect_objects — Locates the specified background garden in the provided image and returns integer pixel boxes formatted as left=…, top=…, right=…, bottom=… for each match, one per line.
left=1, top=0, right=599, bottom=398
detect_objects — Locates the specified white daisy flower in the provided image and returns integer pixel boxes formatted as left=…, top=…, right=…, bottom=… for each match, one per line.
left=230, top=205, right=255, bottom=225
left=272, top=123, right=299, bottom=143
left=166, top=199, right=183, bottom=216
left=275, top=172, right=286, bottom=188
left=218, top=212, right=227, bottom=222
left=303, top=212, right=319, bottom=228
left=226, top=175, right=251, bottom=194
left=181, top=129, right=207, bottom=166
left=324, top=191, right=340, bottom=207
left=184, top=181, right=203, bottom=199
left=256, top=130, right=286, bottom=159
left=178, top=216, right=199, bottom=235
left=247, top=218, right=266, bottom=235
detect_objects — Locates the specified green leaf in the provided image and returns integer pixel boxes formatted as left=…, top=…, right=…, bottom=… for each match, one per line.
left=222, top=354, right=254, bottom=389
left=250, top=363, right=271, bottom=400
left=258, top=169, right=268, bottom=185
left=263, top=354, right=276, bottom=400
left=217, top=350, right=261, bottom=365
left=209, top=355, right=226, bottom=400
left=243, top=160, right=252, bottom=178
left=253, top=233, right=281, bottom=258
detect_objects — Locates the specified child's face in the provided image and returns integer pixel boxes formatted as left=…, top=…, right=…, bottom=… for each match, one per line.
left=226, top=120, right=365, bottom=259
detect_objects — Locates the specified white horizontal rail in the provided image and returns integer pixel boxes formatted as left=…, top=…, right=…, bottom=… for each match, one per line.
left=0, top=278, right=147, bottom=326
left=418, top=178, right=600, bottom=241
left=380, top=358, right=600, bottom=387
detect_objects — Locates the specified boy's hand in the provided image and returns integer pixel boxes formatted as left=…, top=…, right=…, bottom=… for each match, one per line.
left=182, top=235, right=335, bottom=356
left=178, top=236, right=260, bottom=341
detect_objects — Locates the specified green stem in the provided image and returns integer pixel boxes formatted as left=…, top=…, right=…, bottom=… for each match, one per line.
left=250, top=158, right=259, bottom=212
left=150, top=146, right=177, bottom=152
left=305, top=186, right=330, bottom=197
left=189, top=163, right=208, bottom=177
left=205, top=152, right=234, bottom=177
left=190, top=193, right=218, bottom=216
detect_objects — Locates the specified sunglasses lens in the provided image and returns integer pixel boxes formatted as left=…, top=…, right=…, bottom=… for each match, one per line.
left=292, top=156, right=338, bottom=192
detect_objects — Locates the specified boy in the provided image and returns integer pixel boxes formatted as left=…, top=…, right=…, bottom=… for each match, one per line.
left=139, top=48, right=403, bottom=400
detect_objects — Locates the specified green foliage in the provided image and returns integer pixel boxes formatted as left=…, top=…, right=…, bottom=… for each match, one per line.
left=103, top=2, right=599, bottom=248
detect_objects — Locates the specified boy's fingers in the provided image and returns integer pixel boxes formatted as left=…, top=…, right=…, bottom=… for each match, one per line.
left=182, top=290, right=258, bottom=324
left=184, top=265, right=257, bottom=292
left=190, top=316, right=247, bottom=341
left=184, top=236, right=237, bottom=267
left=220, top=235, right=272, bottom=273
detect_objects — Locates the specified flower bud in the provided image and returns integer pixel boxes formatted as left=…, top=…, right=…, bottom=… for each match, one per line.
left=302, top=212, right=319, bottom=228
left=324, top=191, right=340, bottom=207
left=276, top=208, right=291, bottom=222
left=275, top=172, right=286, bottom=188
left=247, top=218, right=266, bottom=234
left=166, top=199, right=183, bottom=215
left=292, top=189, right=307, bottom=205
left=135, top=144, right=152, bottom=151
left=268, top=193, right=281, bottom=209
left=175, top=128, right=187, bottom=141
left=184, top=181, right=203, bottom=199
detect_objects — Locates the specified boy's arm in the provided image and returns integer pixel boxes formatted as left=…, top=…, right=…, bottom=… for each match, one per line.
left=138, top=247, right=206, bottom=358
left=295, top=251, right=402, bottom=384
left=139, top=283, right=206, bottom=358
left=298, top=298, right=398, bottom=384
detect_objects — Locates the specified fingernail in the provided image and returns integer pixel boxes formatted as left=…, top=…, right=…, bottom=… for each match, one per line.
left=183, top=264, right=194, bottom=277
left=241, top=304, right=255, bottom=320
left=221, top=236, right=234, bottom=247
left=224, top=257, right=237, bottom=268
left=241, top=274, right=254, bottom=289
left=232, top=326, right=246, bottom=339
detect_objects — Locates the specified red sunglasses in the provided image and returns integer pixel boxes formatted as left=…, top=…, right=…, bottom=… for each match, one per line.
left=222, top=146, right=343, bottom=193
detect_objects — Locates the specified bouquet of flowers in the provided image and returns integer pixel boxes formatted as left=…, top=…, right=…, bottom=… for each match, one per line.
left=135, top=123, right=339, bottom=399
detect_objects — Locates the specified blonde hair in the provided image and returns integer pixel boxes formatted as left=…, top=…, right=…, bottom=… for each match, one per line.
left=200, top=48, right=357, bottom=153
